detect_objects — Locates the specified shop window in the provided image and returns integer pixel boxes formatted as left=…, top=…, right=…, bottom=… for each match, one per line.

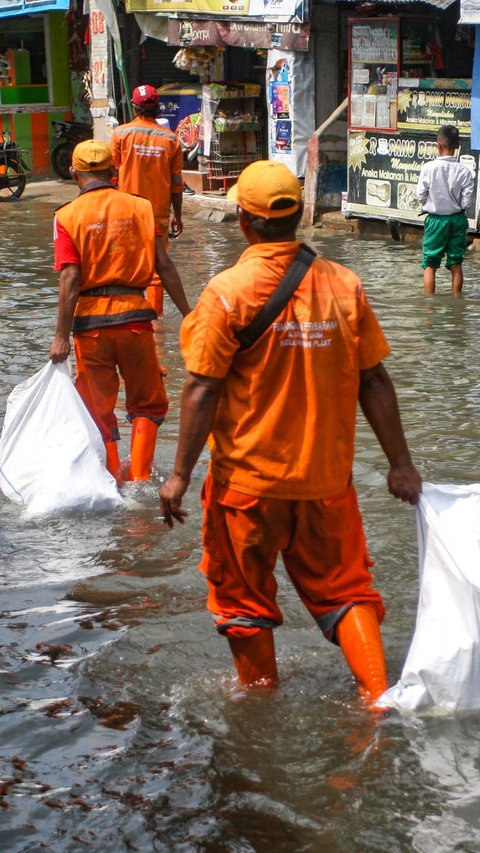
left=348, top=17, right=399, bottom=132
left=0, top=16, right=47, bottom=85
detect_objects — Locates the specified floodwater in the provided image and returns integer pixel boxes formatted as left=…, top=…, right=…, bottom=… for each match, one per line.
left=1, top=195, right=480, bottom=853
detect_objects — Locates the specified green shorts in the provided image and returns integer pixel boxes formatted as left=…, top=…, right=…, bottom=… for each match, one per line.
left=422, top=211, right=468, bottom=270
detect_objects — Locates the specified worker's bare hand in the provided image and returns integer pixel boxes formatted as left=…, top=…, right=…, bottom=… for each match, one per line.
left=169, top=215, right=183, bottom=238
left=49, top=336, right=71, bottom=364
left=388, top=463, right=422, bottom=505
left=160, top=474, right=189, bottom=527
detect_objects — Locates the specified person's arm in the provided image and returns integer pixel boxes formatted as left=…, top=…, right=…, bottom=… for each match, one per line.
left=358, top=362, right=422, bottom=504
left=49, top=264, right=81, bottom=363
left=460, top=170, right=475, bottom=211
left=169, top=190, right=183, bottom=237
left=416, top=166, right=430, bottom=206
left=169, top=142, right=184, bottom=236
left=159, top=372, right=224, bottom=525
left=154, top=234, right=190, bottom=316
left=109, top=132, right=121, bottom=170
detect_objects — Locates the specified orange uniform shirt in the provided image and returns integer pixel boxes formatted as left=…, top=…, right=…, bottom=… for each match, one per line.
left=110, top=117, right=184, bottom=228
left=55, top=186, right=157, bottom=331
left=180, top=241, right=391, bottom=500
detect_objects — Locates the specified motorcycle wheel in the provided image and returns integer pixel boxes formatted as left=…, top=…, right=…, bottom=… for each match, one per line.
left=51, top=143, right=74, bottom=180
left=0, top=157, right=26, bottom=201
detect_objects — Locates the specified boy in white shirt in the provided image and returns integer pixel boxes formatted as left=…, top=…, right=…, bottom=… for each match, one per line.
left=416, top=124, right=474, bottom=295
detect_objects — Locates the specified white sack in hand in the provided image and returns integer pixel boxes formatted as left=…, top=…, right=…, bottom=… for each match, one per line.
left=377, top=483, right=480, bottom=714
left=0, top=360, right=124, bottom=516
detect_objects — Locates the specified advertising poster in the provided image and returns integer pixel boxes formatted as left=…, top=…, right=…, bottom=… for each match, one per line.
left=167, top=19, right=310, bottom=50
left=269, top=57, right=292, bottom=157
left=128, top=0, right=307, bottom=21
left=397, top=82, right=471, bottom=134
left=266, top=48, right=314, bottom=176
left=347, top=130, right=478, bottom=229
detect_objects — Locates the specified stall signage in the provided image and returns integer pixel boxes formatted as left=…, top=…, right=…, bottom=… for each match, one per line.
left=129, top=0, right=303, bottom=20
left=398, top=86, right=471, bottom=134
left=168, top=18, right=309, bottom=50
left=347, top=130, right=478, bottom=228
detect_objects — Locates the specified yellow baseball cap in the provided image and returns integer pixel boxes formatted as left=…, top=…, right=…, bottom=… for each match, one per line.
left=72, top=139, right=113, bottom=172
left=227, top=160, right=302, bottom=219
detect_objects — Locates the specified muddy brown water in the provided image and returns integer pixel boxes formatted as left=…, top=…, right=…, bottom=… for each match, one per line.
left=1, top=196, right=480, bottom=852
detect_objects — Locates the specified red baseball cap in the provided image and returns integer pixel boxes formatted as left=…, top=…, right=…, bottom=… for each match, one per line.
left=131, top=84, right=159, bottom=107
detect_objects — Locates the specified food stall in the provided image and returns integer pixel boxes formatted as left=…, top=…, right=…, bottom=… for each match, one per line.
left=345, top=16, right=478, bottom=230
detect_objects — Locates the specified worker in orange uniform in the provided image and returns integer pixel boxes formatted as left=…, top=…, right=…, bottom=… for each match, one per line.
left=49, top=139, right=191, bottom=483
left=110, top=84, right=185, bottom=319
left=159, top=161, right=422, bottom=710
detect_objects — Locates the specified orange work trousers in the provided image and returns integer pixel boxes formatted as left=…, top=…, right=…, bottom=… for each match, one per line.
left=200, top=474, right=384, bottom=639
left=74, top=326, right=168, bottom=443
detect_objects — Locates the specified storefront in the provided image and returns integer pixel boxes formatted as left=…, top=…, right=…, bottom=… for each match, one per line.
left=127, top=0, right=314, bottom=182
left=345, top=11, right=478, bottom=230
left=0, top=0, right=89, bottom=177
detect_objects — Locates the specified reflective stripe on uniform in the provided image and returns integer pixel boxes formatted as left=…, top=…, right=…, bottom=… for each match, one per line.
left=73, top=307, right=156, bottom=332
left=315, top=604, right=354, bottom=644
left=113, top=126, right=176, bottom=140
left=213, top=615, right=279, bottom=634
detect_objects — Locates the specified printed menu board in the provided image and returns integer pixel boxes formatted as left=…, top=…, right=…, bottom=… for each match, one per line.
left=347, top=130, right=478, bottom=228
left=397, top=81, right=471, bottom=134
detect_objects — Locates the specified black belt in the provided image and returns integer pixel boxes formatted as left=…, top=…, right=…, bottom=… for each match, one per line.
left=81, top=285, right=144, bottom=297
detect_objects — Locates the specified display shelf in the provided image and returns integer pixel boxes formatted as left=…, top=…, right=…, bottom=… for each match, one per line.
left=352, top=60, right=397, bottom=65
left=206, top=136, right=263, bottom=177
left=207, top=152, right=259, bottom=177
left=203, top=83, right=261, bottom=100
left=213, top=118, right=262, bottom=133
left=201, top=82, right=263, bottom=183
left=349, top=17, right=399, bottom=131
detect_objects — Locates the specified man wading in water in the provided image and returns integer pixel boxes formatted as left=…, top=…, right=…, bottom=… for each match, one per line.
left=50, top=139, right=190, bottom=482
left=160, top=160, right=421, bottom=710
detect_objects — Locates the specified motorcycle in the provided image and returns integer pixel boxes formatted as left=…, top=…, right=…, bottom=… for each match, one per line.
left=51, top=120, right=93, bottom=180
left=0, top=131, right=31, bottom=201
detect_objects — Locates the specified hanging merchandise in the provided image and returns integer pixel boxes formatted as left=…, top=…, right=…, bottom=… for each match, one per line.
left=266, top=49, right=315, bottom=177
left=173, top=47, right=224, bottom=79
left=0, top=361, right=124, bottom=516
left=377, top=483, right=480, bottom=714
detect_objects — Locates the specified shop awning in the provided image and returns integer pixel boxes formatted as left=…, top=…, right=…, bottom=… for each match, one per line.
left=0, top=0, right=70, bottom=18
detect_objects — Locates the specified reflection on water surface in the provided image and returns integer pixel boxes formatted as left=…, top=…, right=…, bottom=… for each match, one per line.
left=1, top=202, right=480, bottom=851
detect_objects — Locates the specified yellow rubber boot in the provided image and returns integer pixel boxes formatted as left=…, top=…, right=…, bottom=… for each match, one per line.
left=227, top=629, right=279, bottom=688
left=130, top=417, right=158, bottom=481
left=105, top=441, right=121, bottom=483
left=335, top=605, right=389, bottom=708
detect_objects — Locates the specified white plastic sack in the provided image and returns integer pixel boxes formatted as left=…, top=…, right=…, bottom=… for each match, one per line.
left=0, top=360, right=124, bottom=516
left=378, top=482, right=480, bottom=714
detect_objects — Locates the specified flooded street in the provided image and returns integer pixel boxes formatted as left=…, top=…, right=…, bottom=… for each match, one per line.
left=1, top=192, right=480, bottom=852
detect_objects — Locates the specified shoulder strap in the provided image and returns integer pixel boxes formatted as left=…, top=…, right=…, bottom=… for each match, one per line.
left=235, top=243, right=316, bottom=350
